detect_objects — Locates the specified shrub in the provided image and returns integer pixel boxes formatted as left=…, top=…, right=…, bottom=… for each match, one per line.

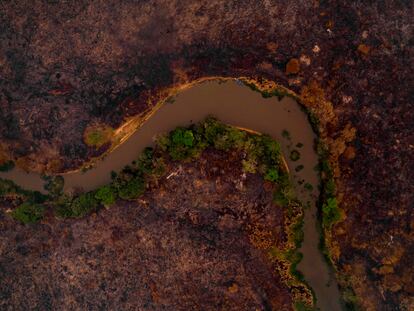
left=295, top=165, right=304, bottom=172
left=66, top=192, right=98, bottom=217
left=43, top=175, right=64, bottom=197
left=210, top=125, right=246, bottom=151
left=264, top=168, right=279, bottom=182
left=274, top=191, right=289, bottom=207
left=95, top=185, right=117, bottom=207
left=260, top=135, right=281, bottom=161
left=325, top=179, right=336, bottom=197
left=117, top=176, right=145, bottom=200
left=0, top=178, right=48, bottom=203
left=291, top=215, right=305, bottom=248
left=136, top=147, right=154, bottom=174
left=0, top=178, right=19, bottom=196
left=29, top=191, right=49, bottom=204
left=282, top=129, right=291, bottom=140
left=154, top=134, right=170, bottom=152
left=11, top=202, right=45, bottom=224
left=84, top=124, right=113, bottom=147
left=322, top=197, right=341, bottom=228
left=294, top=301, right=315, bottom=311
left=151, top=157, right=166, bottom=179
left=284, top=249, right=304, bottom=278
left=201, top=117, right=227, bottom=144
left=53, top=194, right=73, bottom=218
left=290, top=150, right=301, bottom=161
left=167, top=127, right=202, bottom=160
left=223, top=127, right=246, bottom=149
left=3, top=114, right=20, bottom=139
left=0, top=160, right=15, bottom=172
left=242, top=157, right=257, bottom=174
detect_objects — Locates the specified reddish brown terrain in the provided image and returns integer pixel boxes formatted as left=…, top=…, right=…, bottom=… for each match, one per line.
left=0, top=149, right=307, bottom=310
left=0, top=1, right=413, bottom=310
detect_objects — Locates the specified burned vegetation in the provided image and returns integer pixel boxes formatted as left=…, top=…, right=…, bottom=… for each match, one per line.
left=0, top=1, right=413, bottom=310
left=0, top=119, right=312, bottom=310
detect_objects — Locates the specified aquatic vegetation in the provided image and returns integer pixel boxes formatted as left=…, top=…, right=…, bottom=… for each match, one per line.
left=295, top=165, right=304, bottom=172
left=304, top=183, right=313, bottom=192
left=282, top=129, right=291, bottom=140
left=43, top=175, right=64, bottom=197
left=290, top=150, right=301, bottom=161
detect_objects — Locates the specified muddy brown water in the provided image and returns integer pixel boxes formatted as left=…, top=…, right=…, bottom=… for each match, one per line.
left=0, top=80, right=341, bottom=310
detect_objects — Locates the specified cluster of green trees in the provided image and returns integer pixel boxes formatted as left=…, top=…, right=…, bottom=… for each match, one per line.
left=2, top=116, right=312, bottom=309
left=11, top=202, right=45, bottom=224
left=316, top=142, right=341, bottom=229
left=0, top=178, right=48, bottom=224
left=0, top=178, right=48, bottom=204
left=4, top=117, right=293, bottom=223
left=243, top=79, right=342, bottom=230
left=54, top=147, right=161, bottom=218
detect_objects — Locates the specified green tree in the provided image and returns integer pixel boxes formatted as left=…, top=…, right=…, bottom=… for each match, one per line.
left=11, top=202, right=45, bottom=224
left=264, top=168, right=279, bottom=182
left=117, top=176, right=146, bottom=200
left=95, top=185, right=117, bottom=207
left=260, top=135, right=281, bottom=165
left=201, top=117, right=226, bottom=144
left=322, top=197, right=341, bottom=228
left=135, top=147, right=154, bottom=174
left=67, top=192, right=98, bottom=218
left=168, top=128, right=198, bottom=160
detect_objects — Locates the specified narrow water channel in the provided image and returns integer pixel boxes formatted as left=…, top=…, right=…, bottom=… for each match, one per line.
left=0, top=79, right=341, bottom=310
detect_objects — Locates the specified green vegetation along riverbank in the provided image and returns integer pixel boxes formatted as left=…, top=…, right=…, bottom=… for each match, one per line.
left=0, top=117, right=314, bottom=310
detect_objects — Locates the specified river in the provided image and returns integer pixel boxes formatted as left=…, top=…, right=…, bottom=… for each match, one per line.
left=0, top=79, right=341, bottom=310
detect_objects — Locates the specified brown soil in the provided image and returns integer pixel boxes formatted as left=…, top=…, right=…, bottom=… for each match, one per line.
left=0, top=1, right=413, bottom=309
left=0, top=149, right=305, bottom=310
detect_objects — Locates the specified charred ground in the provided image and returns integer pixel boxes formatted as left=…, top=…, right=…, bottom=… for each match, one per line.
left=1, top=148, right=302, bottom=310
left=0, top=1, right=413, bottom=310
